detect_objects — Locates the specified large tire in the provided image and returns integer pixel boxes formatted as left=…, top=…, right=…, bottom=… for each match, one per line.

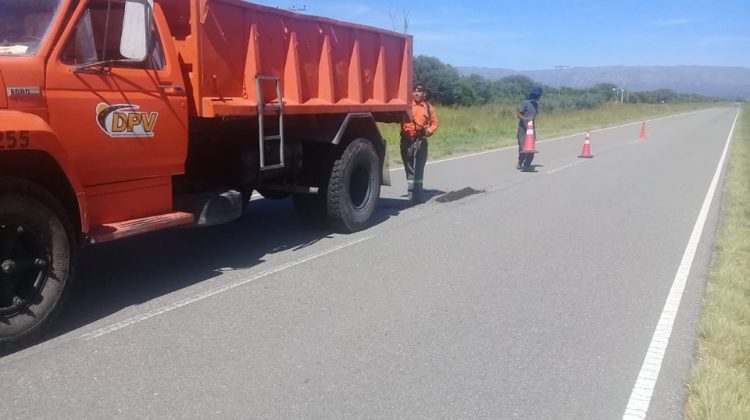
left=326, top=138, right=381, bottom=232
left=0, top=177, right=75, bottom=352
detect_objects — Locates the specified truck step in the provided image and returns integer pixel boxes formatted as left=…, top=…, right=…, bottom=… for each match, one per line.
left=89, top=212, right=195, bottom=244
left=260, top=163, right=285, bottom=171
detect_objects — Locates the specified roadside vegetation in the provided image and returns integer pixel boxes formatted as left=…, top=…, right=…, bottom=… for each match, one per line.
left=380, top=55, right=719, bottom=165
left=686, top=105, right=750, bottom=419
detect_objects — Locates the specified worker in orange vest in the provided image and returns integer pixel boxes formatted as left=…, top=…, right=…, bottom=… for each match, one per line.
left=516, top=87, right=543, bottom=171
left=401, top=82, right=440, bottom=203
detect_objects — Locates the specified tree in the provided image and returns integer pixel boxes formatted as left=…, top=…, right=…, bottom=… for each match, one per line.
left=654, top=89, right=676, bottom=103
left=465, top=74, right=492, bottom=104
left=389, top=9, right=409, bottom=34
left=491, top=75, right=536, bottom=103
left=453, top=78, right=480, bottom=106
left=413, top=55, right=461, bottom=105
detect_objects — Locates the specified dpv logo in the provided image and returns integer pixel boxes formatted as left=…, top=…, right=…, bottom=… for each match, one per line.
left=96, top=103, right=159, bottom=138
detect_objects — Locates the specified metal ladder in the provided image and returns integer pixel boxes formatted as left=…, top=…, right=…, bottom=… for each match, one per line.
left=256, top=75, right=285, bottom=170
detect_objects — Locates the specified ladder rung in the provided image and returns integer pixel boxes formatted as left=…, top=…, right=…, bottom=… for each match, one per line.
left=256, top=75, right=285, bottom=171
left=262, top=163, right=285, bottom=171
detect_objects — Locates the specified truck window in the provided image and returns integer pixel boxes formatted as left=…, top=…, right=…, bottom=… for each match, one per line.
left=60, top=0, right=165, bottom=70
left=0, top=0, right=62, bottom=56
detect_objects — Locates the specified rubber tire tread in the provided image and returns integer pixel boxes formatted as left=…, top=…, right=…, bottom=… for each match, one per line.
left=326, top=138, right=380, bottom=232
left=0, top=176, right=75, bottom=354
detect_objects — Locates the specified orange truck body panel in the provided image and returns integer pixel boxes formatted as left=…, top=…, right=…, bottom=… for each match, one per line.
left=160, top=0, right=412, bottom=117
left=0, top=0, right=411, bottom=239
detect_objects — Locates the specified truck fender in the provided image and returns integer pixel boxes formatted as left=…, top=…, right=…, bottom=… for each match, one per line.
left=331, top=113, right=391, bottom=186
left=0, top=110, right=89, bottom=232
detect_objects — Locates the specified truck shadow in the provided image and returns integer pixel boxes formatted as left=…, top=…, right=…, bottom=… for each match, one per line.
left=45, top=195, right=409, bottom=344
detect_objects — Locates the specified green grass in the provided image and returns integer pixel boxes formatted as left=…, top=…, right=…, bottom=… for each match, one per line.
left=686, top=104, right=750, bottom=420
left=379, top=102, right=713, bottom=165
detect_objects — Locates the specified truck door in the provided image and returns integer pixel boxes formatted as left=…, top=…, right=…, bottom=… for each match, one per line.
left=45, top=0, right=187, bottom=187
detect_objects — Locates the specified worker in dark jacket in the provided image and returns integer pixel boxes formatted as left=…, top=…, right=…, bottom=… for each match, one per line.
left=516, top=87, right=543, bottom=171
left=401, top=82, right=439, bottom=202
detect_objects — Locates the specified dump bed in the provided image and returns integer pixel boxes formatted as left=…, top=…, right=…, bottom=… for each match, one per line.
left=159, top=0, right=412, bottom=118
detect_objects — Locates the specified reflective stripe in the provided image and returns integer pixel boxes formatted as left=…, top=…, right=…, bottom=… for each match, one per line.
left=414, top=180, right=423, bottom=184
left=407, top=180, right=414, bottom=184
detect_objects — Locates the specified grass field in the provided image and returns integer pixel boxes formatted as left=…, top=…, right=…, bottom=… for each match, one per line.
left=379, top=102, right=713, bottom=165
left=686, top=105, right=750, bottom=419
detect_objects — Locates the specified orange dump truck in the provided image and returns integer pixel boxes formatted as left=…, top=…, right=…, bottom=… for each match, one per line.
left=0, top=0, right=411, bottom=348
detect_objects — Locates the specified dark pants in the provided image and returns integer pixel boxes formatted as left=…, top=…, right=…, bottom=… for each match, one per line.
left=400, top=137, right=428, bottom=201
left=517, top=126, right=535, bottom=169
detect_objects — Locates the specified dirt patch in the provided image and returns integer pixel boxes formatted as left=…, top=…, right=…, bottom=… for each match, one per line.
left=435, top=187, right=483, bottom=203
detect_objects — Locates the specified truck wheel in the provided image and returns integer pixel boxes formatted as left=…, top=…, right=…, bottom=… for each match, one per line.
left=326, top=138, right=381, bottom=232
left=0, top=178, right=75, bottom=352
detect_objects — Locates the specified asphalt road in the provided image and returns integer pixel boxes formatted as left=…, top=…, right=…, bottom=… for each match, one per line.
left=0, top=107, right=739, bottom=419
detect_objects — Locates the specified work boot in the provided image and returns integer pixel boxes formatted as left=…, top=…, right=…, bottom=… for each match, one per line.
left=412, top=186, right=423, bottom=203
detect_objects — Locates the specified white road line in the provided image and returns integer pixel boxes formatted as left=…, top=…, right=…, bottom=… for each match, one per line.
left=622, top=108, right=740, bottom=420
left=425, top=145, right=516, bottom=166
left=546, top=160, right=586, bottom=174
left=79, top=236, right=375, bottom=341
left=423, top=109, right=708, bottom=167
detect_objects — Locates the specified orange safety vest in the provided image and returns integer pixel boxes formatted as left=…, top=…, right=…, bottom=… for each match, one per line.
left=401, top=100, right=439, bottom=140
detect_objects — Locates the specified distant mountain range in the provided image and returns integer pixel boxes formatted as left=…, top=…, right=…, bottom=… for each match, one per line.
left=457, top=65, right=750, bottom=100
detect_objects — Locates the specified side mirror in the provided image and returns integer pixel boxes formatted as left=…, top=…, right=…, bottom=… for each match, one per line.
left=120, top=0, right=153, bottom=61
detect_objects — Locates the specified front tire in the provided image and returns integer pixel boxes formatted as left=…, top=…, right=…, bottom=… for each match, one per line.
left=326, top=138, right=381, bottom=232
left=0, top=178, right=75, bottom=352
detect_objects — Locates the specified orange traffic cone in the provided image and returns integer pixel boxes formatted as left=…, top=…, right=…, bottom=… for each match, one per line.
left=578, top=130, right=593, bottom=158
left=640, top=121, right=646, bottom=140
left=522, top=120, right=538, bottom=153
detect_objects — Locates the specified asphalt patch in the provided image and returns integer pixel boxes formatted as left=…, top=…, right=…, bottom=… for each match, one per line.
left=435, top=187, right=483, bottom=203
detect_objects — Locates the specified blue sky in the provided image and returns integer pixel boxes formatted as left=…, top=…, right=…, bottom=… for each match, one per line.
left=251, top=0, right=750, bottom=70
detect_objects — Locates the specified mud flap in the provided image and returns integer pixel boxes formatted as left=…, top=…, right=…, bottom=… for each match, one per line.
left=381, top=147, right=392, bottom=186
